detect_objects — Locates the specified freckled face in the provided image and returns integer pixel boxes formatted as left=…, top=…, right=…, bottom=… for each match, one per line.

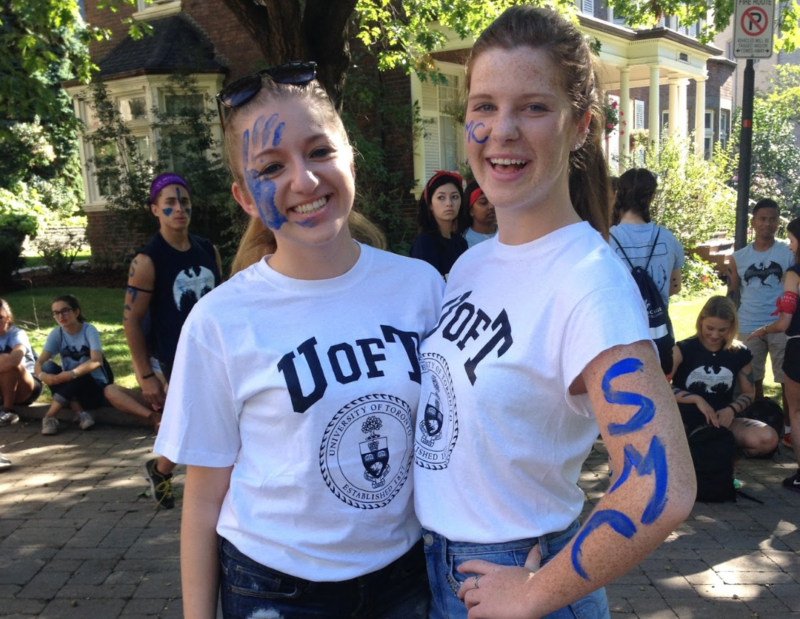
left=465, top=47, right=586, bottom=215
left=234, top=99, right=355, bottom=251
left=152, top=185, right=191, bottom=230
left=430, top=183, right=461, bottom=227
left=700, top=316, right=732, bottom=351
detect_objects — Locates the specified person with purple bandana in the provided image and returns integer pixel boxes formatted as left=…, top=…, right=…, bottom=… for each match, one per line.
left=124, top=173, right=222, bottom=509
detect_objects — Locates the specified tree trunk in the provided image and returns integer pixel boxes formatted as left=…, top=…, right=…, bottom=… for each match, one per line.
left=218, top=0, right=360, bottom=108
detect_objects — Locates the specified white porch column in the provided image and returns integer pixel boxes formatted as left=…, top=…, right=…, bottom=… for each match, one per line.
left=619, top=66, right=631, bottom=161
left=678, top=79, right=688, bottom=139
left=694, top=74, right=707, bottom=155
left=649, top=65, right=660, bottom=145
left=668, top=79, right=679, bottom=136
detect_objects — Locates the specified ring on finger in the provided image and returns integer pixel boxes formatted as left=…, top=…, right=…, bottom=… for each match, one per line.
left=474, top=574, right=481, bottom=589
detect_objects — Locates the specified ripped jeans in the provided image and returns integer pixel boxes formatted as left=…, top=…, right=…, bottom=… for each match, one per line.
left=218, top=537, right=429, bottom=619
left=422, top=520, right=610, bottom=619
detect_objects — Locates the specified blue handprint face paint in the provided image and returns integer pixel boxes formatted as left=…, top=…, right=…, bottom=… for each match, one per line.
left=242, top=114, right=288, bottom=230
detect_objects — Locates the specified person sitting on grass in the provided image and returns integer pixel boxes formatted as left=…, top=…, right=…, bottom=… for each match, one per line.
left=35, top=295, right=110, bottom=435
left=0, top=298, right=43, bottom=426
left=672, top=295, right=779, bottom=457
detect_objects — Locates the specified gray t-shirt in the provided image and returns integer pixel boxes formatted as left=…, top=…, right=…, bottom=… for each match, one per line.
left=43, top=323, right=107, bottom=383
left=0, top=326, right=36, bottom=374
left=609, top=222, right=685, bottom=306
left=463, top=227, right=497, bottom=248
left=734, top=240, right=796, bottom=333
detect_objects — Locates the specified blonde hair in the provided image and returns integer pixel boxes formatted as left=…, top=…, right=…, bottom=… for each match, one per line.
left=696, top=296, right=740, bottom=350
left=224, top=80, right=386, bottom=276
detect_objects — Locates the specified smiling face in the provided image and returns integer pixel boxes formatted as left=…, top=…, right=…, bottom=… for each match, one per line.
left=430, top=182, right=462, bottom=230
left=231, top=96, right=355, bottom=255
left=151, top=184, right=192, bottom=231
left=465, top=46, right=587, bottom=219
left=699, top=316, right=733, bottom=352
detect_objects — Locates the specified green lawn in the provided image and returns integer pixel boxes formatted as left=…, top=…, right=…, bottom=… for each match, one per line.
left=4, top=287, right=137, bottom=400
left=3, top=284, right=782, bottom=403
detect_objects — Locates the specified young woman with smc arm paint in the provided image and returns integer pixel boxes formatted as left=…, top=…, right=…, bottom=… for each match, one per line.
left=153, top=66, right=443, bottom=618
left=413, top=8, right=695, bottom=619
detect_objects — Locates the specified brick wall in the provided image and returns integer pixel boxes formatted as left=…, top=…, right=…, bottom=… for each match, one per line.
left=86, top=211, right=151, bottom=269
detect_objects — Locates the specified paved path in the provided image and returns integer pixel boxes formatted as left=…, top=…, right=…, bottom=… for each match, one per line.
left=1, top=416, right=799, bottom=618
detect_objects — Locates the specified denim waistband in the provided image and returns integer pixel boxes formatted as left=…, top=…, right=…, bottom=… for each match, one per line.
left=421, top=519, right=580, bottom=561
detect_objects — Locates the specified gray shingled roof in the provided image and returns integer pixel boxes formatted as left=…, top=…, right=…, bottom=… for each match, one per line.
left=97, top=15, right=225, bottom=79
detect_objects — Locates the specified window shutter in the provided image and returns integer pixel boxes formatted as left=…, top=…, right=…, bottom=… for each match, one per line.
left=582, top=0, right=593, bottom=14
left=635, top=100, right=645, bottom=129
left=420, top=80, right=441, bottom=182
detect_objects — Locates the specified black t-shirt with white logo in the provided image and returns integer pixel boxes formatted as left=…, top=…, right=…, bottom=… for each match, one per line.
left=673, top=337, right=752, bottom=411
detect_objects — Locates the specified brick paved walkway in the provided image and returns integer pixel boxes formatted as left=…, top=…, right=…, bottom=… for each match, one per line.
left=1, top=413, right=799, bottom=618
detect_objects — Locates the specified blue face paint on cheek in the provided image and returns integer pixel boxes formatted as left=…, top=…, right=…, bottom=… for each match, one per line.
left=602, top=358, right=655, bottom=436
left=162, top=208, right=173, bottom=217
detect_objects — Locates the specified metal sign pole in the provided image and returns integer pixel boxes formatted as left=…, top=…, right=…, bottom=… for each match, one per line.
left=735, top=59, right=755, bottom=250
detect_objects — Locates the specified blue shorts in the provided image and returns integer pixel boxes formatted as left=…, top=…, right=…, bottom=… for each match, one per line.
left=422, top=520, right=610, bottom=619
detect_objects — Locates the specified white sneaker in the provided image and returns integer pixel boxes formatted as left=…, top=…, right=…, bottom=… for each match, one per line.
left=0, top=412, right=19, bottom=426
left=0, top=454, right=11, bottom=470
left=77, top=411, right=95, bottom=431
left=41, top=417, right=59, bottom=435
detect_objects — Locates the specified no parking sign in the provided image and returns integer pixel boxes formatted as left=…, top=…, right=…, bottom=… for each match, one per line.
left=734, top=0, right=775, bottom=58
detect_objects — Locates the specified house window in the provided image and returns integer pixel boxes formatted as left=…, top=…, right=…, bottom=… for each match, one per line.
left=119, top=96, right=148, bottom=121
left=137, top=0, right=178, bottom=9
left=720, top=110, right=730, bottom=149
left=704, top=110, right=714, bottom=158
left=418, top=72, right=464, bottom=185
left=661, top=110, right=669, bottom=132
left=635, top=100, right=645, bottom=129
left=133, top=0, right=181, bottom=20
left=164, top=94, right=204, bottom=115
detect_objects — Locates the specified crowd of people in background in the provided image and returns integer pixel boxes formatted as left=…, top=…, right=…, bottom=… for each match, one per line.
left=2, top=6, right=800, bottom=618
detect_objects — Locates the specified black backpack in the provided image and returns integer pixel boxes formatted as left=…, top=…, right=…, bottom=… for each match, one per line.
left=740, top=397, right=783, bottom=458
left=686, top=424, right=737, bottom=502
left=610, top=229, right=674, bottom=373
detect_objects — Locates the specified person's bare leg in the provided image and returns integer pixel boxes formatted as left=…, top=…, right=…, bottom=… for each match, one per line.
left=755, top=379, right=765, bottom=400
left=784, top=378, right=800, bottom=464
left=104, top=384, right=159, bottom=425
left=730, top=418, right=779, bottom=457
left=0, top=367, right=18, bottom=410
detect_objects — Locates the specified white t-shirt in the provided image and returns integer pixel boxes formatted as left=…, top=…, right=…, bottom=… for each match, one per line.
left=609, top=222, right=684, bottom=306
left=414, top=222, right=652, bottom=543
left=155, top=244, right=443, bottom=581
left=734, top=240, right=795, bottom=333
left=0, top=326, right=36, bottom=374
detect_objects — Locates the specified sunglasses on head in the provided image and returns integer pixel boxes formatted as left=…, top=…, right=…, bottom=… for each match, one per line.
left=215, top=61, right=318, bottom=131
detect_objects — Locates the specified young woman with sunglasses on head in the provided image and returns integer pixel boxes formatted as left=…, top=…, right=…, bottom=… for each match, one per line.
left=0, top=299, right=42, bottom=426
left=412, top=8, right=695, bottom=619
left=153, top=62, right=443, bottom=619
left=411, top=171, right=469, bottom=278
left=35, top=295, right=112, bottom=435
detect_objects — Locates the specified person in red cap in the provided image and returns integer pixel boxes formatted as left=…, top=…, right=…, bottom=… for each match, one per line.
left=123, top=173, right=223, bottom=509
left=462, top=180, right=497, bottom=248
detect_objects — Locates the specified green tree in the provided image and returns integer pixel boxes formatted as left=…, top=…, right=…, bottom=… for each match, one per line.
left=731, top=100, right=800, bottom=213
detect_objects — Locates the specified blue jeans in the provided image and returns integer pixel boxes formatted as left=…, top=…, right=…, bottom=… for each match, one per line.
left=423, top=520, right=610, bottom=619
left=218, top=537, right=430, bottom=619
left=42, top=360, right=106, bottom=408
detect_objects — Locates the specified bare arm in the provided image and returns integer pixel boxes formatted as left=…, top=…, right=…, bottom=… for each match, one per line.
left=668, top=269, right=682, bottom=297
left=748, top=270, right=799, bottom=339
left=123, top=254, right=163, bottom=409
left=182, top=465, right=232, bottom=619
left=34, top=350, right=52, bottom=376
left=0, top=346, right=24, bottom=373
left=726, top=256, right=741, bottom=308
left=458, top=341, right=695, bottom=618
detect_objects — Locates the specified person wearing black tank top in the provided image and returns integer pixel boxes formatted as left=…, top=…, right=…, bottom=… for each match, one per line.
left=748, top=217, right=800, bottom=491
left=122, top=173, right=223, bottom=509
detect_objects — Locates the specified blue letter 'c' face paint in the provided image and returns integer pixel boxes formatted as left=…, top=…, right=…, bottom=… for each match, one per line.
left=602, top=358, right=655, bottom=436
left=243, top=114, right=288, bottom=230
left=571, top=510, right=637, bottom=580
